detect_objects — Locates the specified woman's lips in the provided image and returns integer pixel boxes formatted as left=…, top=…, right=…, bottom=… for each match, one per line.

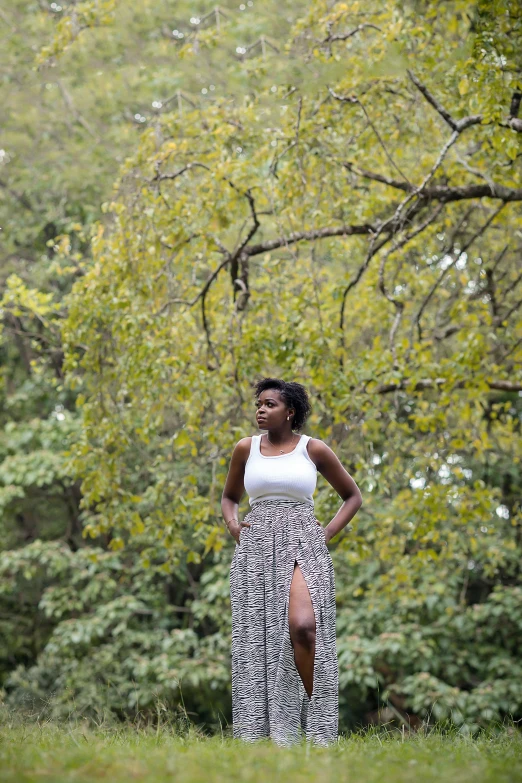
left=257, top=418, right=267, bottom=424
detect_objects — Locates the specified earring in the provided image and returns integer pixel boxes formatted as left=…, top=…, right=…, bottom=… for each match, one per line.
left=287, top=416, right=290, bottom=420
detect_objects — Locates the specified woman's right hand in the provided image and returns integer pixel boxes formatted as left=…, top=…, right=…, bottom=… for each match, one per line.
left=229, top=521, right=251, bottom=544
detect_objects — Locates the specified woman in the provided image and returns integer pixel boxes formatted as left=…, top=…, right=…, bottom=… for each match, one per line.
left=221, top=377, right=363, bottom=746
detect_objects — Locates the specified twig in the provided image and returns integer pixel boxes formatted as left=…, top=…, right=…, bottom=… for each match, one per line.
left=413, top=204, right=505, bottom=339
left=329, top=87, right=412, bottom=185
left=323, top=23, right=382, bottom=44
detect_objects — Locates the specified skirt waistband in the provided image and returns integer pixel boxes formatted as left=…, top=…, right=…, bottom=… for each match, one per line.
left=250, top=499, right=314, bottom=510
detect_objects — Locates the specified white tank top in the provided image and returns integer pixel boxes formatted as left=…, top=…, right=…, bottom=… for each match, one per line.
left=243, top=434, right=317, bottom=508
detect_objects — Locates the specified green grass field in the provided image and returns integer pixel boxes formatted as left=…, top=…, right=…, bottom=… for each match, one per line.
left=1, top=719, right=521, bottom=783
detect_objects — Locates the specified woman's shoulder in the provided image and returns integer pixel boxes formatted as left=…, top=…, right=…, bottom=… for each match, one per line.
left=305, top=436, right=332, bottom=462
left=232, top=435, right=256, bottom=458
left=304, top=435, right=322, bottom=447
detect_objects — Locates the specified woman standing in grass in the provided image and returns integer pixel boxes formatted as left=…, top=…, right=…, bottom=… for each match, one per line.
left=221, top=378, right=363, bottom=746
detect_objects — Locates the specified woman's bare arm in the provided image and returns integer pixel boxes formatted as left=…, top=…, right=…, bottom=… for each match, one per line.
left=221, top=437, right=252, bottom=542
left=307, top=439, right=363, bottom=543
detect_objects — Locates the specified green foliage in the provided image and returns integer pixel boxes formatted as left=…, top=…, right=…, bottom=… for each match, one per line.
left=1, top=540, right=231, bottom=724
left=36, top=0, right=119, bottom=65
left=0, top=0, right=307, bottom=704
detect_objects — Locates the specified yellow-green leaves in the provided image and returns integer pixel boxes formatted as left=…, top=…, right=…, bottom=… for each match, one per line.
left=1, top=275, right=58, bottom=321
left=36, top=0, right=119, bottom=66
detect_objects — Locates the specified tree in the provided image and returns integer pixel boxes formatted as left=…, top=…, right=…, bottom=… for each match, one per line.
left=0, top=0, right=308, bottom=719
left=2, top=0, right=521, bottom=731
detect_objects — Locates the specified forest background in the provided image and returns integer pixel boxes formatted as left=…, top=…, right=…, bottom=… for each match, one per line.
left=0, top=0, right=521, bottom=736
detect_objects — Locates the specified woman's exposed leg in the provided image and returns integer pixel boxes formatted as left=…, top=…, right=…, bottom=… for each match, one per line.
left=288, top=562, right=316, bottom=698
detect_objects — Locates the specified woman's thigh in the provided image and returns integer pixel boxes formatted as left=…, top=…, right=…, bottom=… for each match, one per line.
left=288, top=563, right=315, bottom=641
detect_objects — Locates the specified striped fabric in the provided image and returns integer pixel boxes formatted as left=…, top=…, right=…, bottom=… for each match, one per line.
left=229, top=498, right=338, bottom=746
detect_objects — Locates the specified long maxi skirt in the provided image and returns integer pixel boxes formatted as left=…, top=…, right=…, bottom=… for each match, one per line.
left=229, top=498, right=338, bottom=747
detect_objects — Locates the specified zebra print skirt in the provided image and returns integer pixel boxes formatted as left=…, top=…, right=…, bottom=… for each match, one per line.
left=229, top=498, right=338, bottom=747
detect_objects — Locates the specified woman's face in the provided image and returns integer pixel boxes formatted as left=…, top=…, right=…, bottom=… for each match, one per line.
left=255, top=389, right=293, bottom=430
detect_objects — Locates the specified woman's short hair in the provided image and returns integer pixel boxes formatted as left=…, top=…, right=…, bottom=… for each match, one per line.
left=253, top=377, right=312, bottom=431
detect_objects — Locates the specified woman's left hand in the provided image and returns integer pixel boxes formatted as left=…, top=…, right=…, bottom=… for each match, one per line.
left=316, top=518, right=331, bottom=545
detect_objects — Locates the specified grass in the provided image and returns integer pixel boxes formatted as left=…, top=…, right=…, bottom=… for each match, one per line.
left=0, top=716, right=521, bottom=783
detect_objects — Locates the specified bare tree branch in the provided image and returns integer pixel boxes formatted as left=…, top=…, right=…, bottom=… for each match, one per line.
left=155, top=257, right=231, bottom=314
left=374, top=378, right=522, bottom=394
left=231, top=188, right=260, bottom=258
left=413, top=203, right=506, bottom=340
left=507, top=117, right=522, bottom=133
left=151, top=161, right=211, bottom=182
left=499, top=295, right=522, bottom=325
left=408, top=70, right=522, bottom=134
left=201, top=285, right=220, bottom=370
left=407, top=69, right=460, bottom=130
left=323, top=22, right=382, bottom=44
left=378, top=203, right=446, bottom=365
left=329, top=88, right=412, bottom=185
left=343, top=162, right=411, bottom=191
left=270, top=97, right=304, bottom=181
left=245, top=222, right=376, bottom=257
left=344, top=163, right=522, bottom=201
left=225, top=184, right=261, bottom=308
